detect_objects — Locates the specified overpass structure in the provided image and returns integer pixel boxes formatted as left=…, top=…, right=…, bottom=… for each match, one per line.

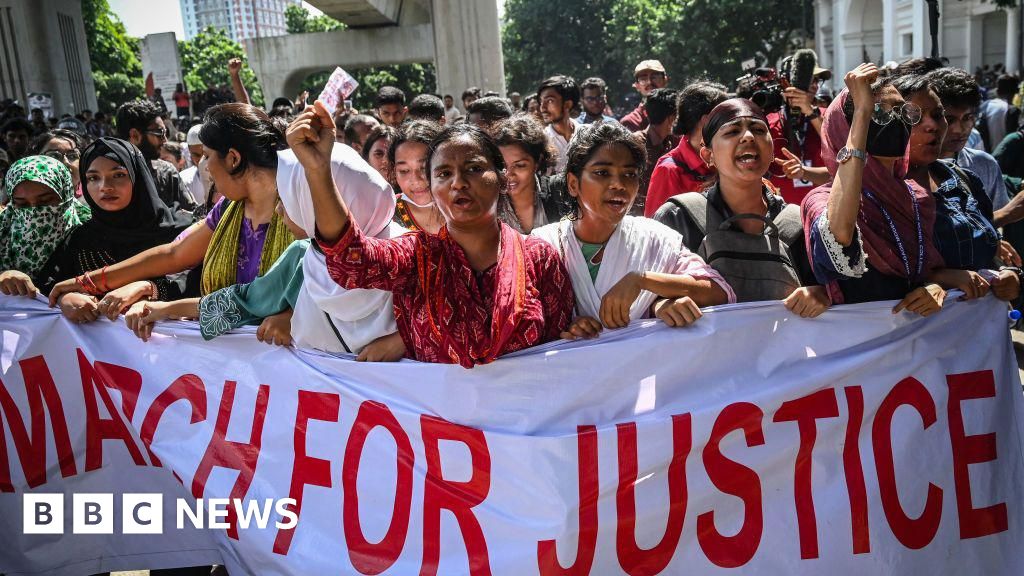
left=246, top=0, right=505, bottom=104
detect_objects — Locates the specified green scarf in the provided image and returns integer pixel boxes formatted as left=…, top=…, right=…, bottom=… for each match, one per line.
left=0, top=156, right=90, bottom=280
left=200, top=199, right=294, bottom=295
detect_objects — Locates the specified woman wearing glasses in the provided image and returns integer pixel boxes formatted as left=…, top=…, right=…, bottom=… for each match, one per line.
left=800, top=63, right=949, bottom=314
left=31, top=129, right=86, bottom=196
left=894, top=73, right=1020, bottom=302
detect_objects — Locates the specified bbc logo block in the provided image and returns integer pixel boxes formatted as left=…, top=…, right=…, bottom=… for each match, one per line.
left=23, top=494, right=63, bottom=534
left=23, top=493, right=164, bottom=535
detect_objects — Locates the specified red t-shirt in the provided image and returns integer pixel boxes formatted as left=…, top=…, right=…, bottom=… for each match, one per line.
left=620, top=104, right=648, bottom=132
left=644, top=139, right=714, bottom=217
left=767, top=109, right=825, bottom=205
left=173, top=91, right=190, bottom=108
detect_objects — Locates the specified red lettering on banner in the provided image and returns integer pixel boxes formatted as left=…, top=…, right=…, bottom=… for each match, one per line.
left=79, top=350, right=146, bottom=471
left=615, top=415, right=691, bottom=575
left=774, top=388, right=840, bottom=559
left=0, top=356, right=76, bottom=491
left=343, top=400, right=415, bottom=574
left=139, top=374, right=208, bottom=467
left=93, top=361, right=143, bottom=421
left=191, top=380, right=270, bottom=540
left=843, top=386, right=871, bottom=554
left=420, top=415, right=492, bottom=576
left=537, top=425, right=599, bottom=576
left=697, top=402, right=765, bottom=568
left=947, top=370, right=1008, bottom=539
left=273, top=390, right=340, bottom=556
left=871, top=376, right=943, bottom=549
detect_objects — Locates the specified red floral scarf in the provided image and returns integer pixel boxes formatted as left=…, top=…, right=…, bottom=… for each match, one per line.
left=416, top=223, right=532, bottom=368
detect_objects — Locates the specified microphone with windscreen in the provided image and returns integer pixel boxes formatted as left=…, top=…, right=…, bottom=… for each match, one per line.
left=788, top=49, right=819, bottom=117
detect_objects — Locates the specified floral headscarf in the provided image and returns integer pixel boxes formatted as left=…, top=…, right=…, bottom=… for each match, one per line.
left=0, top=155, right=91, bottom=280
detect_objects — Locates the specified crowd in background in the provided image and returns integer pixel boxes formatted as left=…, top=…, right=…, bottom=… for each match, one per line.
left=1, top=40, right=1024, bottom=576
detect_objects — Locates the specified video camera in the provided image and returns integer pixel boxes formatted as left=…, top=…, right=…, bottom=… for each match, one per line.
left=735, top=60, right=786, bottom=112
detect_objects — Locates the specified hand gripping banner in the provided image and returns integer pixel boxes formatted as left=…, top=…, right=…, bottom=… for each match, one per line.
left=1, top=295, right=1023, bottom=575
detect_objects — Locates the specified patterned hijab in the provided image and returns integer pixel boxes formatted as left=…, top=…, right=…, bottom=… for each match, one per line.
left=0, top=155, right=90, bottom=280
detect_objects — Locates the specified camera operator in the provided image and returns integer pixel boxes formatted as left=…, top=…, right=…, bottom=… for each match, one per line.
left=768, top=57, right=833, bottom=204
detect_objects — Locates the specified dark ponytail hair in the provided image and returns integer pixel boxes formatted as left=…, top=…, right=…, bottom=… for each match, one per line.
left=199, top=103, right=285, bottom=176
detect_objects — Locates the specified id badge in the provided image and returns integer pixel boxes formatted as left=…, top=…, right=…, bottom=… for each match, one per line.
left=792, top=159, right=814, bottom=188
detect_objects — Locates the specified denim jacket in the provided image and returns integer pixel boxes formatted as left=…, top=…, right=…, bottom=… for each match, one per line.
left=930, top=161, right=999, bottom=271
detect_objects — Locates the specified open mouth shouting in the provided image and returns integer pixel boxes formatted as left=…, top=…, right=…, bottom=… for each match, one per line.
left=735, top=150, right=761, bottom=169
left=605, top=196, right=631, bottom=213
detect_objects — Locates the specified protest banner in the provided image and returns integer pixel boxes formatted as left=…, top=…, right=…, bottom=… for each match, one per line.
left=1, top=295, right=1022, bottom=575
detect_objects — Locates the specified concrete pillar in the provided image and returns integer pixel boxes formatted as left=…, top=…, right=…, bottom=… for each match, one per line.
left=912, top=0, right=927, bottom=58
left=834, top=0, right=847, bottom=77
left=431, top=0, right=506, bottom=101
left=882, top=0, right=895, bottom=64
left=815, top=0, right=831, bottom=70
left=1006, top=7, right=1020, bottom=74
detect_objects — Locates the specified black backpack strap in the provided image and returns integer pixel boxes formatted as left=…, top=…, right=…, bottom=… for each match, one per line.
left=666, top=193, right=710, bottom=236
left=323, top=312, right=352, bottom=354
left=670, top=155, right=712, bottom=183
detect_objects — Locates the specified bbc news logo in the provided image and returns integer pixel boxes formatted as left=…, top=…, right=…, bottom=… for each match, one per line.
left=23, top=494, right=297, bottom=534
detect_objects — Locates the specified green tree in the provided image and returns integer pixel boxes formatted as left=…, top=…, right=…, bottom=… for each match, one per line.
left=81, top=0, right=144, bottom=112
left=178, top=27, right=264, bottom=107
left=502, top=0, right=813, bottom=109
left=284, top=4, right=345, bottom=34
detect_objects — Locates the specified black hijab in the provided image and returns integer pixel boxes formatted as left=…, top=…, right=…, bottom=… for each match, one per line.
left=77, top=137, right=193, bottom=258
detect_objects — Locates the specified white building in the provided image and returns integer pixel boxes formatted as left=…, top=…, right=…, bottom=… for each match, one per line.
left=816, top=0, right=1021, bottom=78
left=180, top=0, right=301, bottom=42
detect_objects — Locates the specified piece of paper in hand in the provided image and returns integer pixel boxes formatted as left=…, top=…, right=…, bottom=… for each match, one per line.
left=318, top=67, right=359, bottom=115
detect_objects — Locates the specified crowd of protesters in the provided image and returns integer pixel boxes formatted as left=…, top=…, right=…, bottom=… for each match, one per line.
left=2, top=42, right=1024, bottom=576
left=0, top=51, right=1022, bottom=369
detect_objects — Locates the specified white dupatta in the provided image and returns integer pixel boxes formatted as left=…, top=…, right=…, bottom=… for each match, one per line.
left=532, top=216, right=734, bottom=320
left=276, top=144, right=401, bottom=354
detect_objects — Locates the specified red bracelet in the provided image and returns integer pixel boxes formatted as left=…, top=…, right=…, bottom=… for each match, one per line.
left=78, top=272, right=102, bottom=296
left=100, top=266, right=110, bottom=292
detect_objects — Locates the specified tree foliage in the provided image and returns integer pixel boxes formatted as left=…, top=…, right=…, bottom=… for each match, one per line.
left=502, top=0, right=813, bottom=108
left=284, top=4, right=345, bottom=34
left=297, top=64, right=437, bottom=111
left=178, top=27, right=264, bottom=107
left=81, top=0, right=144, bottom=112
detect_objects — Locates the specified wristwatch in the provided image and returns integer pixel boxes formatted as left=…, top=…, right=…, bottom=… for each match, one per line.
left=837, top=147, right=867, bottom=164
left=807, top=107, right=822, bottom=120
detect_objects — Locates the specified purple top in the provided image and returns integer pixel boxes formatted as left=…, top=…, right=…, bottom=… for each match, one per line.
left=204, top=198, right=269, bottom=284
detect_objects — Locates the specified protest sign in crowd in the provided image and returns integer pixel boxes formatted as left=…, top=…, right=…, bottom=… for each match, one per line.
left=3, top=45, right=1024, bottom=576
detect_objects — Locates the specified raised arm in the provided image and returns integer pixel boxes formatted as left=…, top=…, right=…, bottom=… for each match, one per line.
left=826, top=63, right=878, bottom=246
left=228, top=58, right=251, bottom=106
left=287, top=101, right=351, bottom=243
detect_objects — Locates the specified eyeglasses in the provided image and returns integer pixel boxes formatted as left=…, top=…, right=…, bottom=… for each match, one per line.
left=583, top=96, right=606, bottom=103
left=871, top=102, right=923, bottom=126
left=145, top=128, right=169, bottom=139
left=44, top=149, right=81, bottom=162
left=635, top=72, right=666, bottom=84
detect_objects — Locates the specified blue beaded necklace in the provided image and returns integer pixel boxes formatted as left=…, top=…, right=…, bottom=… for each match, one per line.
left=862, top=185, right=925, bottom=282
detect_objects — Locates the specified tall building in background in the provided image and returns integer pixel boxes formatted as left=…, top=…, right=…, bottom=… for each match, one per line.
left=180, top=0, right=302, bottom=42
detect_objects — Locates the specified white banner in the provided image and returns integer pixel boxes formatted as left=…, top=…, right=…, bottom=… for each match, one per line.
left=0, top=295, right=1023, bottom=575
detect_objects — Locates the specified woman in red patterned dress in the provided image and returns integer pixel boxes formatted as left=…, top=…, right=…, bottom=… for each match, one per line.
left=286, top=102, right=575, bottom=368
